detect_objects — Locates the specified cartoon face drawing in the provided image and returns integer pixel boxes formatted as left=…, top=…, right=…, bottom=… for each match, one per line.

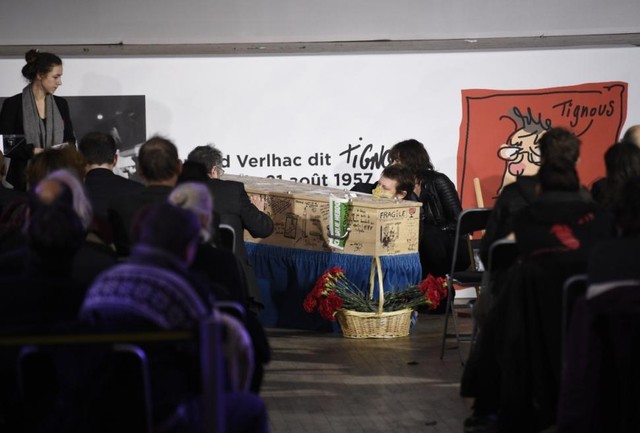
left=496, top=125, right=545, bottom=194
left=458, top=83, right=627, bottom=210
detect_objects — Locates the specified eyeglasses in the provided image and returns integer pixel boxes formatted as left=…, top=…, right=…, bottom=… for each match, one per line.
left=497, top=146, right=541, bottom=164
left=215, top=166, right=225, bottom=175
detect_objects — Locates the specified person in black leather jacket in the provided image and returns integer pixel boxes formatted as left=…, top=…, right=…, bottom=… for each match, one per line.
left=388, top=139, right=467, bottom=278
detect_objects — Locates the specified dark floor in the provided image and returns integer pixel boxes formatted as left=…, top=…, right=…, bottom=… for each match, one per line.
left=261, top=313, right=473, bottom=433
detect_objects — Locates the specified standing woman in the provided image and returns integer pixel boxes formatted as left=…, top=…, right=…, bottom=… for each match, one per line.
left=388, top=139, right=469, bottom=278
left=0, top=50, right=75, bottom=191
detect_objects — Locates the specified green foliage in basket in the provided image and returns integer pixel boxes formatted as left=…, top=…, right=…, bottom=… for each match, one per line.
left=303, top=266, right=448, bottom=321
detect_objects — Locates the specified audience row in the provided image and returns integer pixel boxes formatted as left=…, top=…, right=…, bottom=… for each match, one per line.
left=0, top=133, right=274, bottom=433
left=462, top=125, right=640, bottom=433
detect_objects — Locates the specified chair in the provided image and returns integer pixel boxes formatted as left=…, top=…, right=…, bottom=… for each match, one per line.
left=486, top=238, right=518, bottom=277
left=218, top=223, right=236, bottom=254
left=558, top=278, right=640, bottom=432
left=477, top=238, right=519, bottom=309
left=472, top=238, right=518, bottom=338
left=0, top=317, right=225, bottom=433
left=440, top=207, right=492, bottom=364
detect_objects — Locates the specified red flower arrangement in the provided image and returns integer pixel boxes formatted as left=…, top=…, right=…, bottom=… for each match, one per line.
left=303, top=266, right=448, bottom=321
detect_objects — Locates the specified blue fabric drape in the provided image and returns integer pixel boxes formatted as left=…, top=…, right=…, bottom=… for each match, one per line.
left=247, top=243, right=421, bottom=330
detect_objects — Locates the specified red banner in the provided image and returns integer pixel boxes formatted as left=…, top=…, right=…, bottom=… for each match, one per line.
left=457, top=82, right=627, bottom=208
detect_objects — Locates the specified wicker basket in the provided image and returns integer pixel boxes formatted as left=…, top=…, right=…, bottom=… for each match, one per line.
left=335, top=255, right=413, bottom=338
left=336, top=308, right=413, bottom=338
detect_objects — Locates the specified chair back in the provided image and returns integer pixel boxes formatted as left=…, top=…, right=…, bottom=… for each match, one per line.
left=218, top=223, right=236, bottom=254
left=450, top=208, right=492, bottom=279
left=487, top=238, right=518, bottom=275
left=475, top=239, right=518, bottom=318
left=0, top=320, right=225, bottom=433
left=559, top=279, right=640, bottom=432
left=440, top=208, right=492, bottom=364
left=593, top=283, right=640, bottom=432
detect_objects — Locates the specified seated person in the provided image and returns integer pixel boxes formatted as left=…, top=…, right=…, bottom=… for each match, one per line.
left=24, top=145, right=114, bottom=247
left=81, top=202, right=269, bottom=432
left=558, top=175, right=640, bottom=433
left=0, top=182, right=89, bottom=431
left=178, top=159, right=210, bottom=184
left=479, top=126, right=582, bottom=265
left=462, top=160, right=612, bottom=433
left=514, top=160, right=613, bottom=262
left=108, top=135, right=182, bottom=256
left=388, top=139, right=467, bottom=278
left=590, top=141, right=640, bottom=211
left=613, top=175, right=640, bottom=237
left=168, top=182, right=271, bottom=394
left=0, top=180, right=87, bottom=333
left=186, top=144, right=274, bottom=311
left=371, top=164, right=417, bottom=200
left=25, top=145, right=86, bottom=190
left=186, top=144, right=273, bottom=264
left=77, top=131, right=144, bottom=220
left=0, top=170, right=117, bottom=289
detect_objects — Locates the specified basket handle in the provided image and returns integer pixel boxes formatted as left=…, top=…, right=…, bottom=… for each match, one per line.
left=368, top=255, right=384, bottom=314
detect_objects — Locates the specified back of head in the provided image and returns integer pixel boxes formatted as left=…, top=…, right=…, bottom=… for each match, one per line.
left=43, top=169, right=93, bottom=230
left=538, top=159, right=580, bottom=193
left=27, top=203, right=84, bottom=263
left=138, top=202, right=200, bottom=259
left=621, top=125, right=640, bottom=148
left=21, top=49, right=62, bottom=82
left=26, top=146, right=86, bottom=188
left=137, top=135, right=180, bottom=182
left=187, top=145, right=222, bottom=173
left=78, top=131, right=118, bottom=166
left=27, top=180, right=84, bottom=270
left=168, top=182, right=213, bottom=220
left=168, top=182, right=213, bottom=241
left=31, top=177, right=74, bottom=211
left=388, top=139, right=434, bottom=178
left=539, top=127, right=580, bottom=164
left=178, top=160, right=209, bottom=183
left=605, top=141, right=640, bottom=187
left=614, top=176, right=640, bottom=238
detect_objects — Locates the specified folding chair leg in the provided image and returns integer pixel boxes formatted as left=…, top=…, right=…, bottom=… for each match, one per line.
left=450, top=303, right=466, bottom=365
left=440, top=291, right=469, bottom=366
left=439, top=298, right=451, bottom=360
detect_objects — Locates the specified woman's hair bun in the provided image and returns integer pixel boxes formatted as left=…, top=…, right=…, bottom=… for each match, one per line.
left=25, top=49, right=39, bottom=64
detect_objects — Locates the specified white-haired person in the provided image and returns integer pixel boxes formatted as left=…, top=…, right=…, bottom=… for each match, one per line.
left=0, top=169, right=116, bottom=289
left=81, top=202, right=269, bottom=432
left=169, top=182, right=271, bottom=394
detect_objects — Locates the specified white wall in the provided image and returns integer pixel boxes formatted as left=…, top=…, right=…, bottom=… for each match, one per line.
left=1, top=0, right=639, bottom=45
left=2, top=46, right=638, bottom=190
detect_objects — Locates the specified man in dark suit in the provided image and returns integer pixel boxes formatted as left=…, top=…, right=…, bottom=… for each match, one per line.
left=107, top=135, right=182, bottom=256
left=187, top=144, right=273, bottom=309
left=187, top=144, right=273, bottom=263
left=78, top=131, right=144, bottom=219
